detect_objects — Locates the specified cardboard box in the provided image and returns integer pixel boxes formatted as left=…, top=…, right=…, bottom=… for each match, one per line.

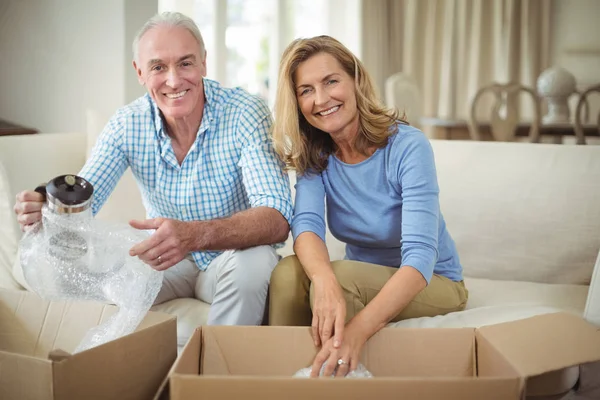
left=162, top=312, right=600, bottom=400
left=0, top=288, right=177, bottom=400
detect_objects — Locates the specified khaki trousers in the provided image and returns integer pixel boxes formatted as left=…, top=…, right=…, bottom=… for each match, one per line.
left=268, top=255, right=468, bottom=326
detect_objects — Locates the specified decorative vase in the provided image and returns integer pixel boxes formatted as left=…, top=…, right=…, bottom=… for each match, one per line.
left=536, top=67, right=577, bottom=124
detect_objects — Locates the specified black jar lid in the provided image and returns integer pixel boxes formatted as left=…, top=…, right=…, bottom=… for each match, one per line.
left=45, top=175, right=94, bottom=206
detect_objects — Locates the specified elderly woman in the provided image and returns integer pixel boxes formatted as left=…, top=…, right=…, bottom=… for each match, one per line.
left=269, top=35, right=468, bottom=377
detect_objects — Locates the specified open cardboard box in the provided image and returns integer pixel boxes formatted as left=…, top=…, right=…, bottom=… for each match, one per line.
left=0, top=288, right=177, bottom=400
left=161, top=312, right=600, bottom=400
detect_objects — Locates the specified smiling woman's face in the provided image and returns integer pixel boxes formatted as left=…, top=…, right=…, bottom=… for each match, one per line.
left=294, top=52, right=359, bottom=138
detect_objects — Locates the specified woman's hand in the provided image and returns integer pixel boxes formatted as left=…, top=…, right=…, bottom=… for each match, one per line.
left=310, top=322, right=368, bottom=378
left=310, top=274, right=346, bottom=348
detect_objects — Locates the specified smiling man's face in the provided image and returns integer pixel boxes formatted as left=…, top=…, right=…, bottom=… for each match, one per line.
left=134, top=24, right=207, bottom=123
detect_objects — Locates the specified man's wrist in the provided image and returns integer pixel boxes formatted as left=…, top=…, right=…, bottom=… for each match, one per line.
left=187, top=220, right=209, bottom=251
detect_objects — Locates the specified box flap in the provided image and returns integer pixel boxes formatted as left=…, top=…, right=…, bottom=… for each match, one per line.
left=170, top=376, right=523, bottom=400
left=477, top=312, right=600, bottom=377
left=174, top=328, right=202, bottom=375
left=0, top=351, right=53, bottom=400
left=52, top=312, right=176, bottom=400
left=200, top=326, right=317, bottom=376
left=155, top=327, right=202, bottom=400
left=363, top=327, right=475, bottom=377
left=0, top=289, right=52, bottom=355
left=0, top=288, right=119, bottom=357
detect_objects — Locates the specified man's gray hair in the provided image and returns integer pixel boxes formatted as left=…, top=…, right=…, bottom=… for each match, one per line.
left=132, top=11, right=206, bottom=62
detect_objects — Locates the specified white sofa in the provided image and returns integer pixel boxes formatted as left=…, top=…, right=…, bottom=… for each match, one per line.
left=1, top=132, right=599, bottom=397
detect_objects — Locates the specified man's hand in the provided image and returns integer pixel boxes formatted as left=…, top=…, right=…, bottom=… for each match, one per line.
left=129, top=218, right=196, bottom=271
left=14, top=191, right=45, bottom=231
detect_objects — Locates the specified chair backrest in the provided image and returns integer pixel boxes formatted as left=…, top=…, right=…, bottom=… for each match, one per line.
left=384, top=73, right=422, bottom=128
left=468, top=82, right=542, bottom=142
left=574, top=83, right=600, bottom=145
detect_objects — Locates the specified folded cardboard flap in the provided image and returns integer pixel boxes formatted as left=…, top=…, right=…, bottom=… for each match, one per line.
left=477, top=312, right=600, bottom=378
left=0, top=351, right=54, bottom=400
left=0, top=288, right=178, bottom=400
left=50, top=311, right=177, bottom=400
left=154, top=329, right=203, bottom=400
left=0, top=288, right=176, bottom=359
left=201, top=326, right=317, bottom=376
left=0, top=289, right=63, bottom=356
left=362, top=327, right=475, bottom=377
left=0, top=289, right=119, bottom=357
left=476, top=333, right=522, bottom=379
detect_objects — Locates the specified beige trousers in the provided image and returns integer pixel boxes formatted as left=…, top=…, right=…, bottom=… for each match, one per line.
left=268, top=255, right=468, bottom=326
left=154, top=246, right=279, bottom=325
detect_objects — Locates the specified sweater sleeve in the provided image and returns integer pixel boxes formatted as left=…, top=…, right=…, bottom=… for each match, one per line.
left=395, top=131, right=440, bottom=284
left=291, top=171, right=327, bottom=243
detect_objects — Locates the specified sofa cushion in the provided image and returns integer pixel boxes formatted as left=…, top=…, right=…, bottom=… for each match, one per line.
left=463, top=277, right=588, bottom=311
left=431, top=140, right=600, bottom=285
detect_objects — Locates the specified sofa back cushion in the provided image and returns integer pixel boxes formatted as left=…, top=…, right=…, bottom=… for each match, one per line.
left=431, top=140, right=600, bottom=285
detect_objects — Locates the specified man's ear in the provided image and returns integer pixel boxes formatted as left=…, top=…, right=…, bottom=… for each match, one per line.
left=133, top=60, right=145, bottom=85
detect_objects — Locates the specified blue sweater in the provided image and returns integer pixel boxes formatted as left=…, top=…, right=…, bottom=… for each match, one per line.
left=291, top=125, right=463, bottom=284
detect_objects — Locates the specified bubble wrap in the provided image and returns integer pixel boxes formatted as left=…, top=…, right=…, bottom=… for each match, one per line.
left=19, top=206, right=163, bottom=353
left=294, top=361, right=374, bottom=378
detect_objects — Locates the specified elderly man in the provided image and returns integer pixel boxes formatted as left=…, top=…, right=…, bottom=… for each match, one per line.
left=13, top=12, right=292, bottom=326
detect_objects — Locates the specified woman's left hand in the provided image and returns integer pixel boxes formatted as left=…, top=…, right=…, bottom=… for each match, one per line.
left=310, top=323, right=368, bottom=378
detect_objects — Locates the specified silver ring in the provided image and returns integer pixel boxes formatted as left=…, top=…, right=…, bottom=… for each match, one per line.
left=337, top=358, right=348, bottom=366
left=157, top=255, right=163, bottom=264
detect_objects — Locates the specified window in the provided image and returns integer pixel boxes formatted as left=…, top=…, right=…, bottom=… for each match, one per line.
left=159, top=0, right=360, bottom=108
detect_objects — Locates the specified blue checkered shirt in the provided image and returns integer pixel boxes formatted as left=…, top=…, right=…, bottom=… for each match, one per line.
left=80, top=78, right=293, bottom=271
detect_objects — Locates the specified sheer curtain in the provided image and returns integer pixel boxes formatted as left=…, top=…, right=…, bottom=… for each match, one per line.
left=361, top=0, right=551, bottom=121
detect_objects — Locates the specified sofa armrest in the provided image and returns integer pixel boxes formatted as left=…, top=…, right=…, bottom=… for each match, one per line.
left=584, top=249, right=600, bottom=326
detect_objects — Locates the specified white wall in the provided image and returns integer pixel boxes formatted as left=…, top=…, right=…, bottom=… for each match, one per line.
left=125, top=0, right=158, bottom=103
left=0, top=0, right=156, bottom=134
left=550, top=0, right=600, bottom=118
left=551, top=0, right=600, bottom=87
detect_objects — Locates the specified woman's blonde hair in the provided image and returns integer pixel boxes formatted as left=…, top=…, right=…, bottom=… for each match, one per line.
left=272, top=35, right=406, bottom=175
